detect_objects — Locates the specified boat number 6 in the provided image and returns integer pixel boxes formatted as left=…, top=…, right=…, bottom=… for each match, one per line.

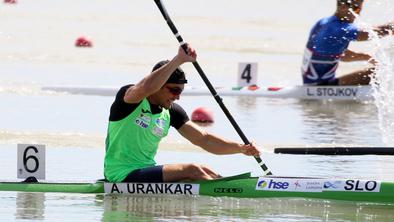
left=17, top=144, right=46, bottom=180
left=23, top=146, right=39, bottom=173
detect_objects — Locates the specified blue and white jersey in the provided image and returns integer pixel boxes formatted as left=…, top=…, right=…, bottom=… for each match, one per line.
left=302, top=16, right=359, bottom=84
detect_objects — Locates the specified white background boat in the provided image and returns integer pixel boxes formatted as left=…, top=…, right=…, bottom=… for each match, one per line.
left=42, top=85, right=374, bottom=101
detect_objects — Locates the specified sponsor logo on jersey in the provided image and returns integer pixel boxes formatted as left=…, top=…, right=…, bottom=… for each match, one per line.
left=141, top=109, right=151, bottom=114
left=152, top=119, right=167, bottom=137
left=155, top=119, right=167, bottom=128
left=135, top=113, right=151, bottom=128
left=152, top=126, right=164, bottom=137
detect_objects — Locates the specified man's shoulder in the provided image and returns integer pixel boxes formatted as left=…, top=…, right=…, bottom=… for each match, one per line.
left=117, top=84, right=134, bottom=94
left=169, top=103, right=189, bottom=129
left=109, top=84, right=142, bottom=121
left=317, top=16, right=358, bottom=33
left=115, top=84, right=140, bottom=102
left=318, top=16, right=340, bottom=25
left=169, top=102, right=185, bottom=112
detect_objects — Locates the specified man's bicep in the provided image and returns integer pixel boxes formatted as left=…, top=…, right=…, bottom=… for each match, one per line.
left=123, top=84, right=146, bottom=104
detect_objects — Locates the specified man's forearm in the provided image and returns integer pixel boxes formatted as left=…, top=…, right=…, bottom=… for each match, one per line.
left=199, top=133, right=242, bottom=155
left=374, top=22, right=394, bottom=37
left=341, top=50, right=371, bottom=62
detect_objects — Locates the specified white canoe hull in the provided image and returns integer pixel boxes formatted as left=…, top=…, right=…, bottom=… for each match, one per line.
left=42, top=85, right=374, bottom=101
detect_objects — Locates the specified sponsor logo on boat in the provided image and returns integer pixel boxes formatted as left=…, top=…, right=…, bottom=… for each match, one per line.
left=214, top=188, right=243, bottom=193
left=300, top=180, right=323, bottom=191
left=323, top=181, right=343, bottom=190
left=306, top=87, right=358, bottom=97
left=256, top=178, right=323, bottom=192
left=257, top=179, right=289, bottom=190
left=323, top=180, right=381, bottom=192
left=104, top=183, right=200, bottom=195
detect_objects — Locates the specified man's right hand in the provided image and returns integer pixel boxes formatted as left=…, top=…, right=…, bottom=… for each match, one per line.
left=368, top=57, right=378, bottom=65
left=240, top=142, right=262, bottom=157
left=178, top=44, right=197, bottom=63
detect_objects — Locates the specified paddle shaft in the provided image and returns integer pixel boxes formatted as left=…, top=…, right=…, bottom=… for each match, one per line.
left=154, top=0, right=272, bottom=175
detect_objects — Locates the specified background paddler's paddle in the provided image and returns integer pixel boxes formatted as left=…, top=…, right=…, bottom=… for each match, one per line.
left=154, top=0, right=272, bottom=175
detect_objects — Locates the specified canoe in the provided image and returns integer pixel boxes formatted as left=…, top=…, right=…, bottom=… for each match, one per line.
left=2, top=173, right=393, bottom=204
left=41, top=85, right=374, bottom=101
left=105, top=173, right=394, bottom=203
left=0, top=181, right=104, bottom=193
left=274, top=147, right=394, bottom=155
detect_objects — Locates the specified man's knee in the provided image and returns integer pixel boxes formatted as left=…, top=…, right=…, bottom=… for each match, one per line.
left=185, top=163, right=203, bottom=173
left=185, top=164, right=208, bottom=179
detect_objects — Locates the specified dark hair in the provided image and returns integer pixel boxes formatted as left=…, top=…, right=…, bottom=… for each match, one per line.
left=337, top=0, right=363, bottom=9
left=152, top=60, right=188, bottom=84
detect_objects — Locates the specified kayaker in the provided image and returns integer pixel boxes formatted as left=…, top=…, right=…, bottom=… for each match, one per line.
left=104, top=44, right=262, bottom=183
left=301, top=0, right=394, bottom=85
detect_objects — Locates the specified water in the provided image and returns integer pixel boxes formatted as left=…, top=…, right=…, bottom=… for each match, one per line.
left=353, top=1, right=394, bottom=145
left=1, top=145, right=394, bottom=221
left=1, top=0, right=394, bottom=221
left=0, top=192, right=393, bottom=222
left=371, top=32, right=394, bottom=145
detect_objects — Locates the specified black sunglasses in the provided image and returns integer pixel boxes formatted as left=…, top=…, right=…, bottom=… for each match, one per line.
left=166, top=86, right=183, bottom=96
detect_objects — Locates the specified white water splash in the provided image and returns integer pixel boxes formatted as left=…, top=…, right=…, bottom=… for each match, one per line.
left=371, top=39, right=394, bottom=145
left=352, top=1, right=394, bottom=145
left=355, top=19, right=394, bottom=143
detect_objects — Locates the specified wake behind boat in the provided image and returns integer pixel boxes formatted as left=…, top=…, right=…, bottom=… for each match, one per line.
left=1, top=172, right=393, bottom=204
left=42, top=85, right=374, bottom=101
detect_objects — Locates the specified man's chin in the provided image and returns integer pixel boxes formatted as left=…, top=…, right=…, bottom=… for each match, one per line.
left=163, top=102, right=172, bottom=109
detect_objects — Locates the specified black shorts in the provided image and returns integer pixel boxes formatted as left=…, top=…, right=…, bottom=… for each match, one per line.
left=123, top=165, right=164, bottom=182
left=315, top=78, right=339, bottom=86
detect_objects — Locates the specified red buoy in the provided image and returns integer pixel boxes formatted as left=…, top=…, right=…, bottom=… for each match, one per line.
left=4, top=0, right=17, bottom=4
left=247, top=84, right=260, bottom=91
left=191, top=107, right=214, bottom=123
left=75, top=36, right=93, bottom=47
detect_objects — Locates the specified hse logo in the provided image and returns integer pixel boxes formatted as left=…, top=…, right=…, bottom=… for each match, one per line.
left=256, top=178, right=323, bottom=192
left=257, top=179, right=289, bottom=190
left=135, top=114, right=151, bottom=129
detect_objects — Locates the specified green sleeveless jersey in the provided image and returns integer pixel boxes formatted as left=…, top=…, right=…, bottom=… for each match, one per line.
left=104, top=98, right=170, bottom=182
